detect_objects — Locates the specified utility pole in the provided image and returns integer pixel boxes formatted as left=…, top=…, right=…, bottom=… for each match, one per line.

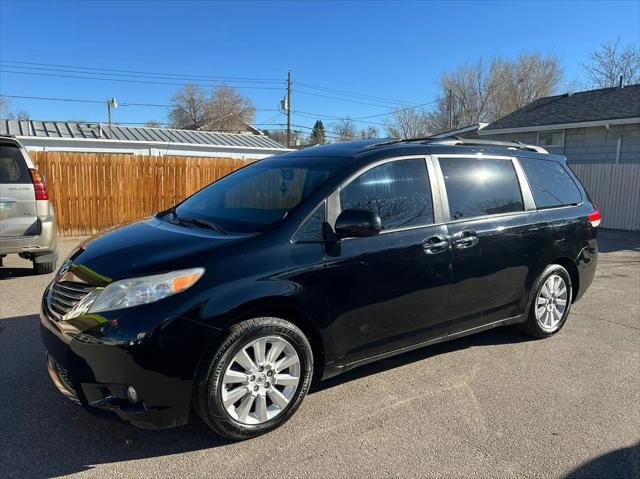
left=287, top=70, right=292, bottom=147
left=447, top=88, right=453, bottom=130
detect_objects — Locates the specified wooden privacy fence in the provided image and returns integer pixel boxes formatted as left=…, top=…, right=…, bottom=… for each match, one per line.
left=30, top=151, right=253, bottom=236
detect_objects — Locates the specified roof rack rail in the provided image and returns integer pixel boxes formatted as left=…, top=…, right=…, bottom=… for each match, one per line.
left=426, top=137, right=548, bottom=154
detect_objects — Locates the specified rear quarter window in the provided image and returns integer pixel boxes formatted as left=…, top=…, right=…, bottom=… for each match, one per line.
left=0, top=145, right=31, bottom=184
left=519, top=157, right=582, bottom=208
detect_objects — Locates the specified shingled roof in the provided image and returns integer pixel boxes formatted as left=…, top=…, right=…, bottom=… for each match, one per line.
left=483, top=84, right=640, bottom=132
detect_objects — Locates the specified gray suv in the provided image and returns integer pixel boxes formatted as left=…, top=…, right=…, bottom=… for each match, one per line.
left=0, top=136, right=57, bottom=273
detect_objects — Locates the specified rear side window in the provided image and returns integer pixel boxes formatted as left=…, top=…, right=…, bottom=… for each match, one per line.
left=519, top=158, right=582, bottom=208
left=440, top=158, right=523, bottom=220
left=340, top=159, right=434, bottom=230
left=0, top=145, right=31, bottom=184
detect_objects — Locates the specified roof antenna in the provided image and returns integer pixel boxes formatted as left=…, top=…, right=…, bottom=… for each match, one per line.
left=619, top=75, right=624, bottom=88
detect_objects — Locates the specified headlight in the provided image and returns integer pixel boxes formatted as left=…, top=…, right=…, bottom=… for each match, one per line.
left=66, top=268, right=204, bottom=318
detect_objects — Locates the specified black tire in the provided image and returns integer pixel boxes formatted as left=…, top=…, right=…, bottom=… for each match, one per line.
left=33, top=260, right=56, bottom=274
left=522, top=264, right=573, bottom=339
left=194, top=317, right=314, bottom=440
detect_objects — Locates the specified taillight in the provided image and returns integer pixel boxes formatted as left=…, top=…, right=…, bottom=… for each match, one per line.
left=588, top=207, right=602, bottom=228
left=29, top=168, right=49, bottom=200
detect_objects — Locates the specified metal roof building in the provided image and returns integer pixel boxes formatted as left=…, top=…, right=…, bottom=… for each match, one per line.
left=0, top=119, right=289, bottom=159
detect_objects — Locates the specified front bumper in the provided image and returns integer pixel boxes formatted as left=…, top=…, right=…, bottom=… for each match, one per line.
left=40, top=301, right=220, bottom=429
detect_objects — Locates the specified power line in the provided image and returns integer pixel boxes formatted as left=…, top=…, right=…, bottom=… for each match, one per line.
left=0, top=63, right=287, bottom=88
left=0, top=69, right=285, bottom=90
left=294, top=88, right=402, bottom=108
left=0, top=94, right=281, bottom=112
left=2, top=59, right=437, bottom=118
left=0, top=94, right=105, bottom=104
left=1, top=60, right=284, bottom=83
left=296, top=81, right=413, bottom=106
left=294, top=110, right=388, bottom=127
left=351, top=99, right=439, bottom=119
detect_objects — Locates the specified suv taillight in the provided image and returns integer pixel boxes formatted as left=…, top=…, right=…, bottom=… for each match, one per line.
left=29, top=168, right=49, bottom=200
left=588, top=207, right=602, bottom=228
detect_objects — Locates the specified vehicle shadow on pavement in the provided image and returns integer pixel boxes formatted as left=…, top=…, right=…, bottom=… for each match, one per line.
left=0, top=313, right=229, bottom=479
left=0, top=267, right=43, bottom=280
left=563, top=443, right=640, bottom=478
left=0, top=313, right=535, bottom=478
left=313, top=325, right=532, bottom=393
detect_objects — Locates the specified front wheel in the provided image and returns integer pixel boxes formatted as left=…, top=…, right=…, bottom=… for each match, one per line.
left=523, top=264, right=573, bottom=338
left=194, top=317, right=314, bottom=440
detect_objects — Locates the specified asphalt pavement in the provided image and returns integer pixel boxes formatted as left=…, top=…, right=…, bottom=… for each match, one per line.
left=1, top=230, right=638, bottom=478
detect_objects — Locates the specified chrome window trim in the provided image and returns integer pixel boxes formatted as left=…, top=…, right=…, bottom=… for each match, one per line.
left=327, top=155, right=441, bottom=234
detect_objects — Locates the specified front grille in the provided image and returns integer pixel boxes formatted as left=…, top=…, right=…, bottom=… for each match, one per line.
left=46, top=281, right=96, bottom=320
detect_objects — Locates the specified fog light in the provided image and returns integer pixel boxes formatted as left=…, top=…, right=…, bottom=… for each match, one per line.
left=126, top=386, right=139, bottom=404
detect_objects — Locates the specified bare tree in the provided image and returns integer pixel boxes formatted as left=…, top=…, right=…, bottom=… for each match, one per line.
left=205, top=85, right=255, bottom=132
left=168, top=84, right=255, bottom=132
left=168, top=83, right=208, bottom=129
left=144, top=120, right=163, bottom=128
left=263, top=129, right=302, bottom=146
left=495, top=53, right=563, bottom=115
left=358, top=125, right=379, bottom=139
left=332, top=118, right=357, bottom=141
left=584, top=39, right=640, bottom=88
left=12, top=110, right=30, bottom=120
left=385, top=108, right=431, bottom=139
left=0, top=97, right=10, bottom=117
left=0, top=98, right=30, bottom=120
left=427, top=52, right=563, bottom=134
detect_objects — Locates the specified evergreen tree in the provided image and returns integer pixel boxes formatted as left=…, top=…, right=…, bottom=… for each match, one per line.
left=310, top=120, right=326, bottom=145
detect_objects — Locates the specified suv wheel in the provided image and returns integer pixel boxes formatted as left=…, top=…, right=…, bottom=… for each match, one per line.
left=33, top=260, right=56, bottom=274
left=194, top=317, right=313, bottom=440
left=523, top=264, right=573, bottom=338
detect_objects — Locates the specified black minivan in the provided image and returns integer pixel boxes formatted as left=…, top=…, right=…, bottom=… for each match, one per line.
left=41, top=138, right=600, bottom=439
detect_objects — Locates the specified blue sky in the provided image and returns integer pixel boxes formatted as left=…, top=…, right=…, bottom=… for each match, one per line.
left=1, top=0, right=638, bottom=135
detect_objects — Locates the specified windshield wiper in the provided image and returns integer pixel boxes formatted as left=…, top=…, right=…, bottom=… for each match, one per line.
left=169, top=209, right=228, bottom=235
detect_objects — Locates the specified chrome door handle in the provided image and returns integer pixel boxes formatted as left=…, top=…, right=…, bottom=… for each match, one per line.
left=423, top=235, right=449, bottom=254
left=452, top=231, right=478, bottom=249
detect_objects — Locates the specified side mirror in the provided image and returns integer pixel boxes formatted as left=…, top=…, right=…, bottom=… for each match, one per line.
left=334, top=209, right=382, bottom=239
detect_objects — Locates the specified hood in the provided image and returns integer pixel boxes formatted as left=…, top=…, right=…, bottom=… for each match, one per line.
left=64, top=217, right=247, bottom=285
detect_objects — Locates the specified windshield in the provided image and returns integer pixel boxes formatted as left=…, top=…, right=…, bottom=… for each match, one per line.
left=173, top=155, right=341, bottom=233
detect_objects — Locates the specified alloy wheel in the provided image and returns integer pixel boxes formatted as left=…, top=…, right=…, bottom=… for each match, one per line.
left=535, top=274, right=568, bottom=332
left=221, top=336, right=301, bottom=425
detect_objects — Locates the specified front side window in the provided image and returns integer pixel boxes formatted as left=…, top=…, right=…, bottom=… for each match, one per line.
left=519, top=157, right=582, bottom=208
left=538, top=130, right=564, bottom=147
left=292, top=201, right=326, bottom=242
left=440, top=158, right=524, bottom=220
left=175, top=156, right=340, bottom=233
left=339, top=159, right=434, bottom=230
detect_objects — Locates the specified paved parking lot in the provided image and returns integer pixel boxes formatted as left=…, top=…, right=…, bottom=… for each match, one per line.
left=1, top=230, right=638, bottom=478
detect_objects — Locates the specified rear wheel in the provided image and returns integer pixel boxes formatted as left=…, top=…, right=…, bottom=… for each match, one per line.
left=194, top=317, right=313, bottom=440
left=33, top=260, right=56, bottom=274
left=523, top=264, right=572, bottom=338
